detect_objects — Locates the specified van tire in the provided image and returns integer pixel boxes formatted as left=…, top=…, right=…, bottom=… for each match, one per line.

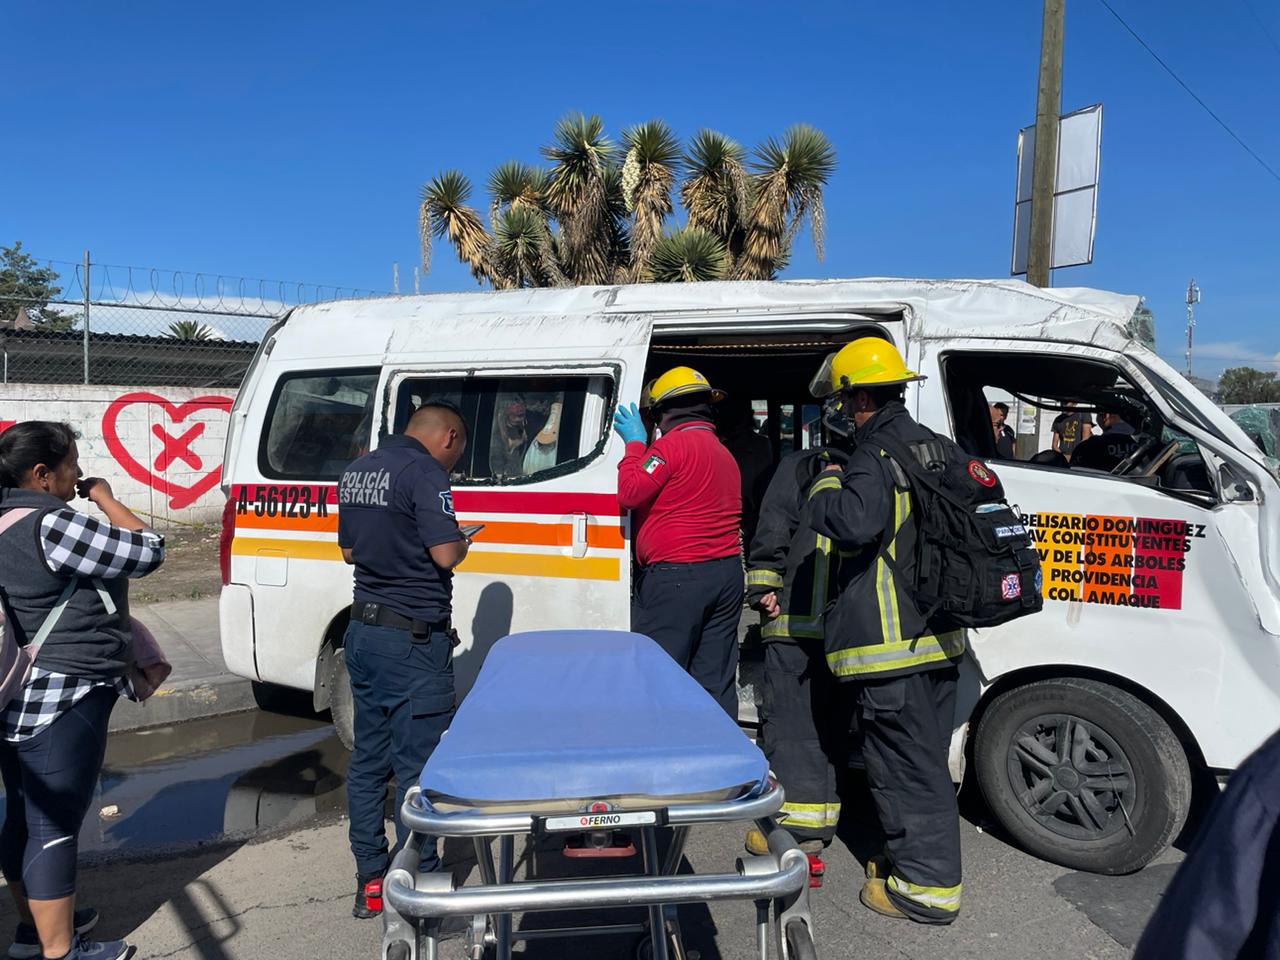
left=326, top=648, right=356, bottom=751
left=973, top=677, right=1191, bottom=875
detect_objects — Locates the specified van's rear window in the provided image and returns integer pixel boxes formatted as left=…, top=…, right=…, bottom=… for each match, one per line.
left=260, top=369, right=379, bottom=480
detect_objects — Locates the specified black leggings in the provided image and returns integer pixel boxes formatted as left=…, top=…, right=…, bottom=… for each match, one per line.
left=0, top=686, right=115, bottom=900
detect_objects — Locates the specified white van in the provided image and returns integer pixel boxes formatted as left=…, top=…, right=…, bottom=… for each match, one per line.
left=219, top=278, right=1280, bottom=875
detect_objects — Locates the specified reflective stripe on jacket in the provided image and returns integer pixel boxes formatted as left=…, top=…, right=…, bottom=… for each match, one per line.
left=744, top=447, right=849, bottom=641
left=809, top=402, right=967, bottom=680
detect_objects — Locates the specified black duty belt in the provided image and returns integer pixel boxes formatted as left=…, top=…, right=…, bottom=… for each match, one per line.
left=351, top=601, right=449, bottom=639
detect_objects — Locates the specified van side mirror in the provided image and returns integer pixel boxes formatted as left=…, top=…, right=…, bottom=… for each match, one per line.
left=1219, top=463, right=1255, bottom=502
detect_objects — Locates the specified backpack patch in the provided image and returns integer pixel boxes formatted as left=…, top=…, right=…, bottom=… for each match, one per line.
left=968, top=459, right=997, bottom=488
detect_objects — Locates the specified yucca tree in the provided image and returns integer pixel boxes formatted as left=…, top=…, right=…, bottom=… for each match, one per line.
left=490, top=204, right=565, bottom=289
left=542, top=113, right=620, bottom=285
left=680, top=130, right=751, bottom=267
left=621, top=120, right=681, bottom=282
left=737, top=125, right=837, bottom=281
left=419, top=171, right=490, bottom=283
left=419, top=114, right=835, bottom=289
left=646, top=227, right=730, bottom=283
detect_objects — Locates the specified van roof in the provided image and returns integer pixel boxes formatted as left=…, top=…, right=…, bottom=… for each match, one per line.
left=281, top=277, right=1142, bottom=351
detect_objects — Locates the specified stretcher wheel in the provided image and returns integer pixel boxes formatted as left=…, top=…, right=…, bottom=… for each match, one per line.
left=784, top=919, right=817, bottom=960
left=384, top=941, right=410, bottom=960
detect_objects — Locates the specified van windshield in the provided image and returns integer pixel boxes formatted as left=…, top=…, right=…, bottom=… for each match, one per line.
left=260, top=369, right=379, bottom=480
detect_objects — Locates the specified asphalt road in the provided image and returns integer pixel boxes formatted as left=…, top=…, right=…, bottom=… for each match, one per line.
left=50, top=799, right=1175, bottom=960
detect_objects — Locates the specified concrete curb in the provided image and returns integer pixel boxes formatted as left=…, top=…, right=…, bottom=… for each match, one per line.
left=109, top=674, right=257, bottom=733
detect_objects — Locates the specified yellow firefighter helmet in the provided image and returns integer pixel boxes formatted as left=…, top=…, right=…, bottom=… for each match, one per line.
left=809, top=337, right=925, bottom=398
left=648, top=366, right=726, bottom=407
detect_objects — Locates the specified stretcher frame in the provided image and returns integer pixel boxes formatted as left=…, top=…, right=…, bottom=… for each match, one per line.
left=381, top=777, right=817, bottom=960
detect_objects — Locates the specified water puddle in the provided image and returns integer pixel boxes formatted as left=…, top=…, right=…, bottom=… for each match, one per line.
left=1, top=710, right=349, bottom=858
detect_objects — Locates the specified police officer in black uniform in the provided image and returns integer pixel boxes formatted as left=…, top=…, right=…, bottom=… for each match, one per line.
left=338, top=402, right=470, bottom=918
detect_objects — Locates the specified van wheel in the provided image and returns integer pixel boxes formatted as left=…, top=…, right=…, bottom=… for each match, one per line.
left=326, top=647, right=355, bottom=750
left=974, top=677, right=1191, bottom=875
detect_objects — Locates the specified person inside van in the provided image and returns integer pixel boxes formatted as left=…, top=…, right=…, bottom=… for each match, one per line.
left=521, top=394, right=563, bottom=475
left=489, top=397, right=529, bottom=478
left=0, top=421, right=165, bottom=960
left=1051, top=402, right=1094, bottom=461
left=990, top=403, right=1016, bottom=459
left=1069, top=410, right=1138, bottom=472
left=718, top=396, right=774, bottom=548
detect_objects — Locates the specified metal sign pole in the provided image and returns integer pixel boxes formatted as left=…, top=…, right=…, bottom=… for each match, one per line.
left=82, top=250, right=91, bottom=385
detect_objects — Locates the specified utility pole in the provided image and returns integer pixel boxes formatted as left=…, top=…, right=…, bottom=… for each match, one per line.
left=1027, top=0, right=1065, bottom=288
left=1185, top=279, right=1201, bottom=377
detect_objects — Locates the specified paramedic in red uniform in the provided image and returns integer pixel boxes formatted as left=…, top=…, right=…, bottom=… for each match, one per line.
left=615, top=367, right=744, bottom=717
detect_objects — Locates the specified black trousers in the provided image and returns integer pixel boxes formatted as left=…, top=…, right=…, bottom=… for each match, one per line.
left=632, top=556, right=744, bottom=718
left=761, top=638, right=855, bottom=846
left=857, top=666, right=962, bottom=923
left=0, top=686, right=115, bottom=900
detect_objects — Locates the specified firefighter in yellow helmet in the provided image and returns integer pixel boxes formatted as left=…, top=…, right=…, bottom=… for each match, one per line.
left=806, top=336, right=966, bottom=924
left=614, top=367, right=743, bottom=716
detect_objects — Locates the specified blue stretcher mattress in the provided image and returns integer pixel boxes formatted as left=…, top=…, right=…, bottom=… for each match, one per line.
left=419, top=630, right=768, bottom=807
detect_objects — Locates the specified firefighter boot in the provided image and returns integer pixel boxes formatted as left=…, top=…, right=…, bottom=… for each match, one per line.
left=859, top=879, right=909, bottom=920
left=865, top=853, right=891, bottom=880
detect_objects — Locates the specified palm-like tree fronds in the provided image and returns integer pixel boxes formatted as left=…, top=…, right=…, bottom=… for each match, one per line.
left=419, top=171, right=492, bottom=283
left=490, top=204, right=566, bottom=289
left=420, top=119, right=834, bottom=289
left=542, top=114, right=619, bottom=284
left=166, top=319, right=216, bottom=341
left=645, top=227, right=730, bottom=283
left=621, top=120, right=681, bottom=281
left=680, top=130, right=750, bottom=246
left=486, top=161, right=552, bottom=227
left=739, top=125, right=836, bottom=279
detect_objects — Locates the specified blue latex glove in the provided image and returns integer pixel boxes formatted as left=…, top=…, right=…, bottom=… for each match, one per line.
left=613, top=403, right=647, bottom=445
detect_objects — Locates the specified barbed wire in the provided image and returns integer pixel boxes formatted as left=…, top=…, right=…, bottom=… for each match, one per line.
left=32, top=256, right=391, bottom=317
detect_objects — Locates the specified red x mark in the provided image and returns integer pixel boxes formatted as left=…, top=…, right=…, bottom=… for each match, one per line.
left=152, top=422, right=205, bottom=472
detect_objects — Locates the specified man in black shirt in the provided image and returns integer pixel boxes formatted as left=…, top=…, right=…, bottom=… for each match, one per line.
left=991, top=402, right=1016, bottom=459
left=1052, top=403, right=1094, bottom=461
left=1070, top=410, right=1138, bottom=472
left=338, top=403, right=470, bottom=918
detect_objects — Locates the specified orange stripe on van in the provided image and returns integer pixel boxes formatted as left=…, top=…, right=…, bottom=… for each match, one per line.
left=471, top=520, right=625, bottom=550
left=230, top=537, right=620, bottom=581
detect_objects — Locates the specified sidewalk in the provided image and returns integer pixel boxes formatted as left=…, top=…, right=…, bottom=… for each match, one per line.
left=112, top=597, right=257, bottom=732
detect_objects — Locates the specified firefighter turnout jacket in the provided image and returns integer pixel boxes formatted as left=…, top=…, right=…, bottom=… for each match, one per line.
left=745, top=446, right=849, bottom=640
left=809, top=401, right=966, bottom=680
left=746, top=445, right=854, bottom=844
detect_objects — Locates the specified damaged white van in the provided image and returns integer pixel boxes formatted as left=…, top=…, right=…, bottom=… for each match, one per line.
left=218, top=278, right=1280, bottom=874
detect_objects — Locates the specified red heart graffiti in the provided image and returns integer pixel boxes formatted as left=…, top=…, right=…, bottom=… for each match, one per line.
left=102, top=392, right=233, bottom=510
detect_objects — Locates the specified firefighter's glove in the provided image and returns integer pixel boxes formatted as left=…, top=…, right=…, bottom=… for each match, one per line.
left=613, top=403, right=647, bottom=445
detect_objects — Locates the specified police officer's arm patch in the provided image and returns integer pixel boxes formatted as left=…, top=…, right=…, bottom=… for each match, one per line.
left=642, top=453, right=666, bottom=475
left=439, top=491, right=455, bottom=516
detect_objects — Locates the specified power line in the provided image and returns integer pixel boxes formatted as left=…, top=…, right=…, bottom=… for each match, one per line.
left=1240, top=0, right=1280, bottom=60
left=1096, top=0, right=1280, bottom=184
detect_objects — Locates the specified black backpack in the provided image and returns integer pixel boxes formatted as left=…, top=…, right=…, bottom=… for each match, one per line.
left=875, top=430, right=1043, bottom=632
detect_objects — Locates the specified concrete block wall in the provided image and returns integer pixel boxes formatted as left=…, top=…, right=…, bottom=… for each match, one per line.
left=0, top=383, right=235, bottom=527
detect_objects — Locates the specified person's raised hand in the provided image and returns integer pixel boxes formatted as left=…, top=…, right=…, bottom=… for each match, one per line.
left=613, top=403, right=647, bottom=445
left=76, top=477, right=115, bottom=505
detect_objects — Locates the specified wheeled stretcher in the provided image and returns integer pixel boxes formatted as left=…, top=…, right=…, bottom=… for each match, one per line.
left=381, top=630, right=818, bottom=960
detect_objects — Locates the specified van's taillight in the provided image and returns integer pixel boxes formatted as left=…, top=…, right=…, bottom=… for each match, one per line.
left=219, top=496, right=236, bottom=585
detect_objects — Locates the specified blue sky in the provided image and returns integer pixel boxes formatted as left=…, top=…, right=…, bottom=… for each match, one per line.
left=3, top=0, right=1277, bottom=377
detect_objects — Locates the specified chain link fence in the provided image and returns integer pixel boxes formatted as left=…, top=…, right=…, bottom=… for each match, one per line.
left=0, top=255, right=387, bottom=388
